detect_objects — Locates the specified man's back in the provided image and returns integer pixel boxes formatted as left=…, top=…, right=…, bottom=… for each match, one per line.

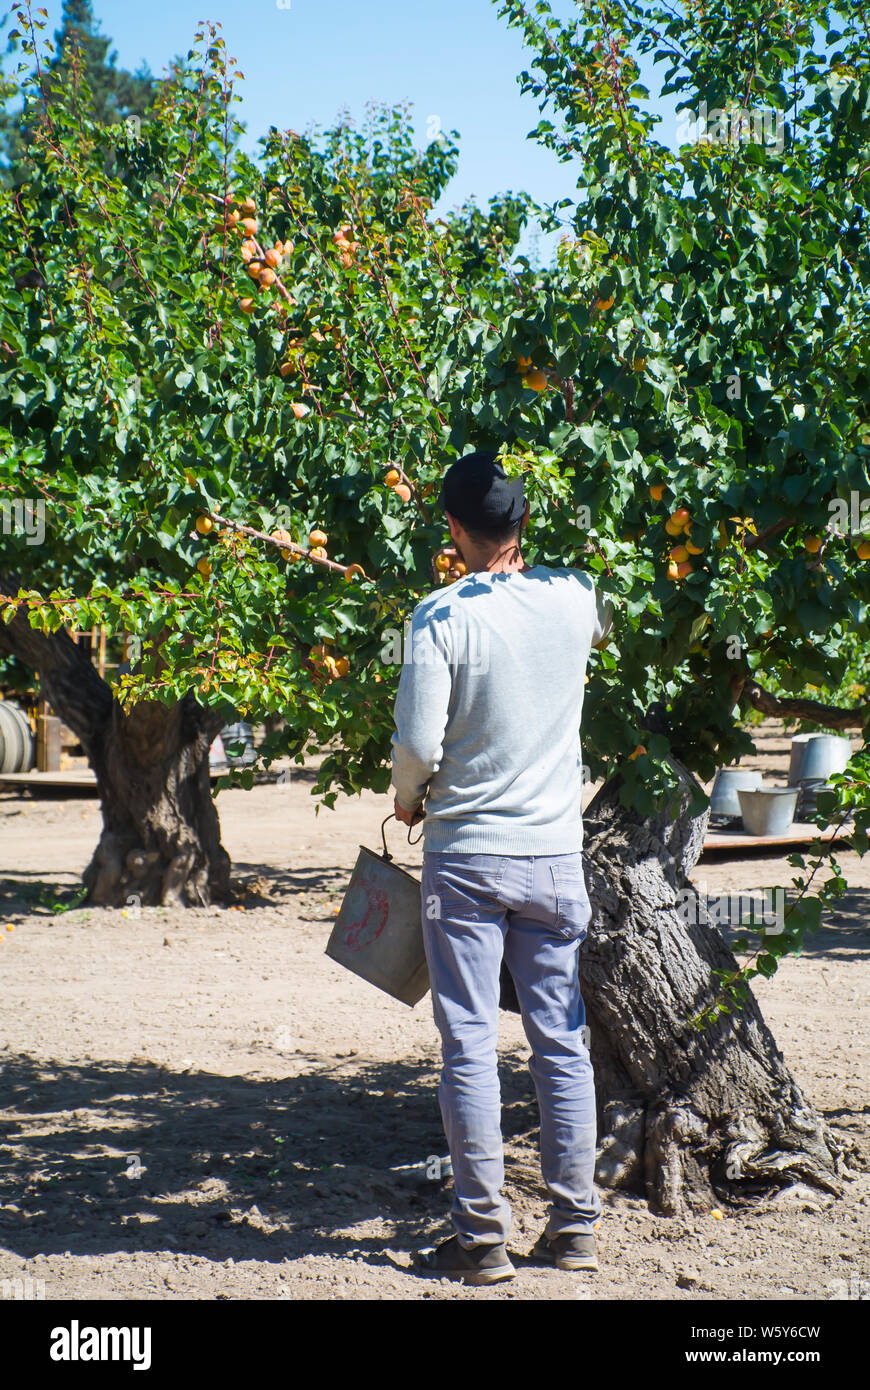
left=391, top=565, right=611, bottom=855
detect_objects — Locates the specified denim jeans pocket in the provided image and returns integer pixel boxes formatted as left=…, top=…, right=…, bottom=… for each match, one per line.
left=427, top=853, right=508, bottom=924
left=549, top=858, right=592, bottom=941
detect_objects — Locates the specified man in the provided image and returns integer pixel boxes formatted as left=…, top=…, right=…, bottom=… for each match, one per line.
left=390, top=450, right=613, bottom=1286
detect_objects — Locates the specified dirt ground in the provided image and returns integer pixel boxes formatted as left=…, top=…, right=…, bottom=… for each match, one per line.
left=0, top=723, right=868, bottom=1302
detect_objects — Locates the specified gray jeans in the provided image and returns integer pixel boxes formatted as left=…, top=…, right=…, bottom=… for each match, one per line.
left=420, top=849, right=601, bottom=1247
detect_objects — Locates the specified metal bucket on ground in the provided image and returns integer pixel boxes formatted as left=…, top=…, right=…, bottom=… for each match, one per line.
left=788, top=734, right=852, bottom=818
left=788, top=734, right=851, bottom=784
left=709, top=768, right=763, bottom=823
left=325, top=815, right=429, bottom=1007
left=0, top=701, right=35, bottom=773
left=221, top=720, right=256, bottom=766
left=737, top=786, right=799, bottom=836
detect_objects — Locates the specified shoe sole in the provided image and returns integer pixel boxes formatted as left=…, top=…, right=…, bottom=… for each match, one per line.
left=531, top=1239, right=598, bottom=1273
left=415, top=1255, right=516, bottom=1286
left=457, top=1265, right=516, bottom=1286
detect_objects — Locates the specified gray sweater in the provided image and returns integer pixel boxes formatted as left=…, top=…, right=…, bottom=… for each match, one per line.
left=390, top=566, right=612, bottom=855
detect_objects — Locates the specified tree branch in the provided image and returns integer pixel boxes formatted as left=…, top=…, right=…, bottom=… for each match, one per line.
left=0, top=570, right=114, bottom=758
left=744, top=679, right=867, bottom=731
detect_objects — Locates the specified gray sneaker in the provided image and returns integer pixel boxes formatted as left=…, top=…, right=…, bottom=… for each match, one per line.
left=415, top=1234, right=516, bottom=1286
left=531, top=1229, right=599, bottom=1271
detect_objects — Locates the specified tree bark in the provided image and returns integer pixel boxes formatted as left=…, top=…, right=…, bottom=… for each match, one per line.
left=501, top=761, right=845, bottom=1215
left=0, top=574, right=231, bottom=906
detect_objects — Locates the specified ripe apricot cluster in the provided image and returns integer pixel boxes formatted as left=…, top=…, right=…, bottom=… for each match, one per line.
left=332, top=224, right=360, bottom=267
left=309, top=641, right=350, bottom=681
left=216, top=193, right=311, bottom=419
left=434, top=551, right=467, bottom=583
left=383, top=466, right=412, bottom=503
left=516, top=354, right=550, bottom=392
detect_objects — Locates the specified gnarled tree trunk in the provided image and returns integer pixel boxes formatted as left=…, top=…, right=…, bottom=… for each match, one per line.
left=502, top=761, right=845, bottom=1215
left=0, top=573, right=230, bottom=907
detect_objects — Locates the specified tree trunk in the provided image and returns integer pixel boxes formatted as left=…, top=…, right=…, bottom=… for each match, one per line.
left=501, top=761, right=845, bottom=1215
left=0, top=573, right=231, bottom=907
left=83, top=693, right=231, bottom=908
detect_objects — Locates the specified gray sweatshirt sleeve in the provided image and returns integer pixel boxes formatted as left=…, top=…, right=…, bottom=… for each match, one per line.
left=390, top=610, right=453, bottom=811
left=592, top=587, right=614, bottom=645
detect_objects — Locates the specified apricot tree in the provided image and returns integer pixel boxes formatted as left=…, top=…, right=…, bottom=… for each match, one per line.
left=2, top=0, right=869, bottom=1213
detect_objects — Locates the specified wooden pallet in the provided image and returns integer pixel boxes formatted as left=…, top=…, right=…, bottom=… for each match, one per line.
left=0, top=767, right=226, bottom=789
left=701, top=822, right=843, bottom=854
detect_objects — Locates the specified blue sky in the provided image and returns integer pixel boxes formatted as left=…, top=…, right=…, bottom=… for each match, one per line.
left=6, top=1, right=678, bottom=258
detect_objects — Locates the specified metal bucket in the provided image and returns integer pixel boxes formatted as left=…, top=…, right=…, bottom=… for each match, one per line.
left=0, top=701, right=35, bottom=774
left=788, top=734, right=851, bottom=786
left=737, top=787, right=799, bottom=836
left=221, top=720, right=256, bottom=766
left=710, top=768, right=763, bottom=822
left=325, top=816, right=429, bottom=1007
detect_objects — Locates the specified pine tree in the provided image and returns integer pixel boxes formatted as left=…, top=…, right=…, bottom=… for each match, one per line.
left=0, top=0, right=153, bottom=179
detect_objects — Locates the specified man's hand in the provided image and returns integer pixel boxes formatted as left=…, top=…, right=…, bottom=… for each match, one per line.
left=394, top=795, right=424, bottom=827
left=429, top=544, right=460, bottom=584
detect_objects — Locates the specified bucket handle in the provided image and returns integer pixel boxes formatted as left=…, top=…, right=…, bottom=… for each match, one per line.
left=381, top=812, right=424, bottom=860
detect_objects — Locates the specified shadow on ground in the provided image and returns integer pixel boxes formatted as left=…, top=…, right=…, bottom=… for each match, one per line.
left=717, top=888, right=870, bottom=962
left=0, top=1054, right=542, bottom=1267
